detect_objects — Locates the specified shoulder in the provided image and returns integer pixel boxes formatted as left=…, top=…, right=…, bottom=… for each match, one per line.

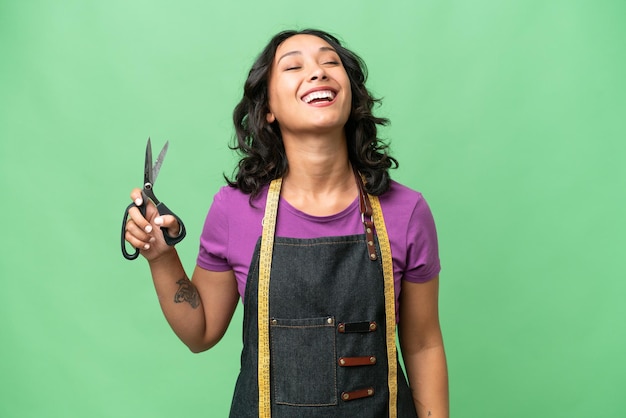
left=378, top=180, right=430, bottom=218
left=378, top=180, right=439, bottom=255
left=209, top=184, right=268, bottom=216
left=198, top=184, right=266, bottom=269
left=202, top=185, right=267, bottom=239
left=380, top=180, right=441, bottom=283
left=213, top=184, right=268, bottom=206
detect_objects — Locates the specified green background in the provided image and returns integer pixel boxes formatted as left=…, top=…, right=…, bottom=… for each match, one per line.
left=1, top=0, right=624, bottom=416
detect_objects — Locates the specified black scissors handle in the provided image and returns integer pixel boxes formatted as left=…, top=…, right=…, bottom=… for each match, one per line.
left=121, top=198, right=186, bottom=260
left=154, top=201, right=187, bottom=246
left=121, top=198, right=147, bottom=260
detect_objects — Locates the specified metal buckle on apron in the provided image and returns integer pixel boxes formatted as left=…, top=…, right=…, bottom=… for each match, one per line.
left=337, top=321, right=377, bottom=333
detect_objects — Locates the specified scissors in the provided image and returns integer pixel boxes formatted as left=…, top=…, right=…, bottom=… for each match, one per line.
left=121, top=138, right=186, bottom=260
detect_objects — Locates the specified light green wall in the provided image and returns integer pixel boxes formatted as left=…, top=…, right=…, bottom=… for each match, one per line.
left=1, top=1, right=624, bottom=416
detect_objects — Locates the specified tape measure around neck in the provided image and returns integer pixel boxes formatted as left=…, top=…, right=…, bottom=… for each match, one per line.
left=370, top=193, right=398, bottom=418
left=257, top=178, right=397, bottom=418
left=258, top=178, right=282, bottom=418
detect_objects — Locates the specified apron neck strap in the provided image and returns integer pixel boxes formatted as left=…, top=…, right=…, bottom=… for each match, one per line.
left=353, top=167, right=378, bottom=261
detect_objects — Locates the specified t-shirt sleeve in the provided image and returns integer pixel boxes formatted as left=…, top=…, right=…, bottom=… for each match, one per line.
left=402, top=195, right=441, bottom=283
left=196, top=188, right=233, bottom=272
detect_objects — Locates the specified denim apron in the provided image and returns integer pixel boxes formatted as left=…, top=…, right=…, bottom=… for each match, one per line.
left=229, top=175, right=417, bottom=418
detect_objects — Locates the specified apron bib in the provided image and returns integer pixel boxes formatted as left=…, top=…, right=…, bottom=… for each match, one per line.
left=229, top=174, right=417, bottom=418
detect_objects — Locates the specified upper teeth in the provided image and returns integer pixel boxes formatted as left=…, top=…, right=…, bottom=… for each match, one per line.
left=303, top=90, right=335, bottom=103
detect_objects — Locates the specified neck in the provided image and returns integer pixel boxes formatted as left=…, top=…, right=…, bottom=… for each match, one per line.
left=280, top=130, right=357, bottom=215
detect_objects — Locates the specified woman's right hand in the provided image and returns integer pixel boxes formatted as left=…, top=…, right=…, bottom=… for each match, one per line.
left=124, top=188, right=181, bottom=262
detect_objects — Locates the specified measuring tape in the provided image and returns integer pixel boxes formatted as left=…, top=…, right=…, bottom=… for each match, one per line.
left=370, top=194, right=398, bottom=418
left=258, top=178, right=282, bottom=418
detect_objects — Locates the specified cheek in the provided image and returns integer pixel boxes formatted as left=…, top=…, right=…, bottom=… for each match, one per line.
left=343, top=86, right=353, bottom=115
left=340, top=74, right=352, bottom=104
left=266, top=83, right=283, bottom=115
left=266, top=82, right=292, bottom=123
left=267, top=79, right=290, bottom=109
left=266, top=72, right=280, bottom=105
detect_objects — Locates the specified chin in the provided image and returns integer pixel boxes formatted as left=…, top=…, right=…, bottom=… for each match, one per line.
left=312, top=115, right=350, bottom=130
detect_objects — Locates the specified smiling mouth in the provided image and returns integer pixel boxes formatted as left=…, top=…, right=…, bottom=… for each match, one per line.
left=302, top=90, right=337, bottom=104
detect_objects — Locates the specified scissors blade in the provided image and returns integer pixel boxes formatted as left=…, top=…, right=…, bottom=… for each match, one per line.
left=144, top=138, right=153, bottom=185
left=151, top=141, right=169, bottom=184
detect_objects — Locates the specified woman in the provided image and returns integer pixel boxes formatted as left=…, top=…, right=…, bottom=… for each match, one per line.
left=125, top=29, right=448, bottom=417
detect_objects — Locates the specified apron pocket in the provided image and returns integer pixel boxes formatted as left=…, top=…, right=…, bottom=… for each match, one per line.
left=270, top=316, right=337, bottom=406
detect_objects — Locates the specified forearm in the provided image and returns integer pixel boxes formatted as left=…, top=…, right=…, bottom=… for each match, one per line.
left=147, top=250, right=208, bottom=352
left=404, top=344, right=449, bottom=418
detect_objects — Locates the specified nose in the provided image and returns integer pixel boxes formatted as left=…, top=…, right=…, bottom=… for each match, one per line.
left=309, top=65, right=328, bottom=81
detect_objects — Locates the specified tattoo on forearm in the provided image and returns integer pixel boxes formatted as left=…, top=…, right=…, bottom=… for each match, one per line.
left=174, top=278, right=200, bottom=308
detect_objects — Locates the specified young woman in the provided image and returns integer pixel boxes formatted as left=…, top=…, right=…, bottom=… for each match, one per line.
left=124, top=29, right=448, bottom=417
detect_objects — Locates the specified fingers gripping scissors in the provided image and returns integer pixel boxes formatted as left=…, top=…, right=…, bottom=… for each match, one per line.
left=121, top=138, right=186, bottom=260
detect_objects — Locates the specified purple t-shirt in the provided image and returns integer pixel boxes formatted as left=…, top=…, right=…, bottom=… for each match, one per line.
left=197, top=180, right=440, bottom=319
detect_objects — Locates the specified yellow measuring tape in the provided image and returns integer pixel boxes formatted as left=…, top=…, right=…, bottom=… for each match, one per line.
left=370, top=194, right=398, bottom=418
left=258, top=178, right=282, bottom=418
left=257, top=178, right=397, bottom=418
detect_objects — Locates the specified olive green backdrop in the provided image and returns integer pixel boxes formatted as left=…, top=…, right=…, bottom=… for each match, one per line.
left=1, top=0, right=624, bottom=416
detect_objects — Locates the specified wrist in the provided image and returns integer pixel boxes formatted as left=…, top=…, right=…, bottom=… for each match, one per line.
left=146, top=247, right=179, bottom=269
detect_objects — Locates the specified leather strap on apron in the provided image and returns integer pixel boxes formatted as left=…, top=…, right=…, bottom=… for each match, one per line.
left=257, top=173, right=398, bottom=418
left=354, top=168, right=378, bottom=262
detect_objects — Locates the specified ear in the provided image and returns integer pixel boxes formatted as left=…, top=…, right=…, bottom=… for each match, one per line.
left=266, top=112, right=275, bottom=123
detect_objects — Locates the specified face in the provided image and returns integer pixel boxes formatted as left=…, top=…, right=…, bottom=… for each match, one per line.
left=266, top=34, right=352, bottom=137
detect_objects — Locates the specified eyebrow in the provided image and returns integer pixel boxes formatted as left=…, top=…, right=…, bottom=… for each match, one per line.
left=277, top=46, right=337, bottom=64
